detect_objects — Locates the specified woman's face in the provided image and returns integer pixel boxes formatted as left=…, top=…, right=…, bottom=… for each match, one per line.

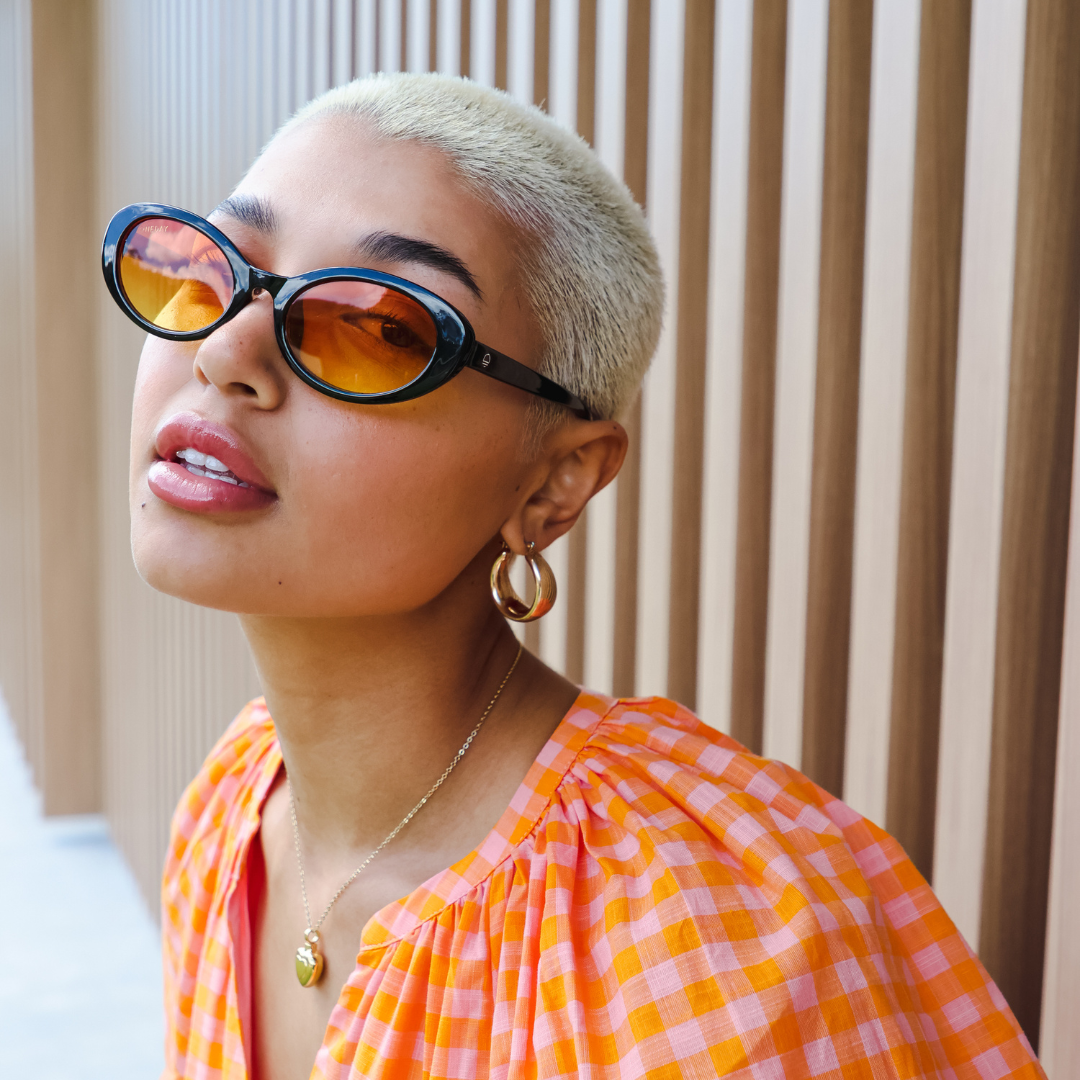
left=129, top=117, right=557, bottom=616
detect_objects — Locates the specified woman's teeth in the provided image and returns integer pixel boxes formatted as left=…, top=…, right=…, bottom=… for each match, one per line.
left=175, top=447, right=250, bottom=487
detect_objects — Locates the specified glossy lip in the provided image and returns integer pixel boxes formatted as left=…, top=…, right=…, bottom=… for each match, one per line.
left=148, top=412, right=277, bottom=513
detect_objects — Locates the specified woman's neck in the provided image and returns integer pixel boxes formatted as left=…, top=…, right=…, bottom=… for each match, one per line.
left=238, top=561, right=574, bottom=861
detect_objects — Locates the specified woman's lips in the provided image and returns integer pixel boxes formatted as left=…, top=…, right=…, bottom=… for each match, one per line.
left=149, top=413, right=277, bottom=514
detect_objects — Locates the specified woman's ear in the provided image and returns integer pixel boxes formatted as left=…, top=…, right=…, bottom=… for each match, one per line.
left=500, top=419, right=628, bottom=554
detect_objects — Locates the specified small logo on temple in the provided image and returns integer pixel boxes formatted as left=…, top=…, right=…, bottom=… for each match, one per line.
left=481, top=353, right=492, bottom=367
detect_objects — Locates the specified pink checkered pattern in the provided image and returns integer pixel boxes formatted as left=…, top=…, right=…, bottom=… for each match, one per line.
left=162, top=693, right=1045, bottom=1078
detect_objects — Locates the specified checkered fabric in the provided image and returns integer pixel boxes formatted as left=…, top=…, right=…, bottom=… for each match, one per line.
left=162, top=693, right=1044, bottom=1079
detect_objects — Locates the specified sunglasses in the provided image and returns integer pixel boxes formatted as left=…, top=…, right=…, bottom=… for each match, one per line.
left=101, top=204, right=593, bottom=419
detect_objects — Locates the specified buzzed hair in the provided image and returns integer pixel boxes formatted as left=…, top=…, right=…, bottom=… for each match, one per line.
left=276, top=72, right=664, bottom=431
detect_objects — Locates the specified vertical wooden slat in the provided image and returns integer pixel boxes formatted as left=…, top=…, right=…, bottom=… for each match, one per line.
left=933, top=0, right=1027, bottom=950
left=635, top=0, right=684, bottom=697
left=761, top=0, right=829, bottom=767
left=533, top=0, right=550, bottom=108
left=729, top=0, right=785, bottom=754
left=665, top=0, right=714, bottom=709
left=798, top=0, right=873, bottom=795
left=1041, top=329, right=1080, bottom=1075
left=429, top=0, right=438, bottom=70
left=459, top=0, right=471, bottom=76
left=843, top=0, right=921, bottom=827
left=494, top=0, right=508, bottom=89
left=31, top=0, right=101, bottom=815
left=0, top=0, right=42, bottom=772
left=884, top=0, right=971, bottom=878
left=977, top=0, right=1080, bottom=1045
left=696, top=0, right=752, bottom=733
left=611, top=0, right=649, bottom=698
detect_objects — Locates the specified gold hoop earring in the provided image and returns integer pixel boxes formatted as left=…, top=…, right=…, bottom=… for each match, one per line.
left=490, top=541, right=557, bottom=622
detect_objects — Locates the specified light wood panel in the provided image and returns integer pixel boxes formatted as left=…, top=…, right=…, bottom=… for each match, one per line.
left=634, top=0, right=683, bottom=697
left=696, top=0, right=753, bottom=733
left=610, top=0, right=649, bottom=698
left=933, top=0, right=1027, bottom=948
left=844, top=0, right=921, bottom=828
left=0, top=0, right=41, bottom=776
left=762, top=0, right=829, bottom=767
left=30, top=0, right=101, bottom=814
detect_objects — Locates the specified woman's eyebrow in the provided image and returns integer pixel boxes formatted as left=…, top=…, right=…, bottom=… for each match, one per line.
left=212, top=193, right=277, bottom=232
left=356, top=231, right=483, bottom=301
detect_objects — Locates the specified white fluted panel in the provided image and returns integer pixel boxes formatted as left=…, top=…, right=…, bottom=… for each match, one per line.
left=843, top=0, right=921, bottom=824
left=762, top=0, right=830, bottom=766
left=407, top=0, right=431, bottom=72
left=508, top=0, right=535, bottom=103
left=696, top=0, right=753, bottom=732
left=634, top=0, right=684, bottom=697
left=356, top=0, right=379, bottom=76
left=437, top=0, right=462, bottom=76
left=933, top=0, right=1027, bottom=946
left=583, top=0, right=627, bottom=695
left=471, top=0, right=497, bottom=87
left=380, top=0, right=403, bottom=72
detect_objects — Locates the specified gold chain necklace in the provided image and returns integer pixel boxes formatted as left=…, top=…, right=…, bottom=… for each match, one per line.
left=288, top=643, right=523, bottom=988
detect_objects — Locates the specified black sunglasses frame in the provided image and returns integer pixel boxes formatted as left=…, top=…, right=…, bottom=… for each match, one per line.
left=101, top=203, right=593, bottom=420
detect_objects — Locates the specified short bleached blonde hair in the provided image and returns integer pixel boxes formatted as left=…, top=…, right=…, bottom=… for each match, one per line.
left=277, top=72, right=664, bottom=426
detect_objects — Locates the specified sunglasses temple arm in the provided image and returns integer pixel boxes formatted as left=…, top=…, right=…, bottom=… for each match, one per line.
left=467, top=344, right=593, bottom=420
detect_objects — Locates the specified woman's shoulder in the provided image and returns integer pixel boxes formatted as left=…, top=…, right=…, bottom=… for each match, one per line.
left=573, top=693, right=917, bottom=896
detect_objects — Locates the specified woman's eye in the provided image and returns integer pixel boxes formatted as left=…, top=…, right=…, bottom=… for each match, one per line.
left=379, top=319, right=418, bottom=349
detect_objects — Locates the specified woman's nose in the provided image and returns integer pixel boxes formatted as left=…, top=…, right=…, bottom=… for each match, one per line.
left=192, top=290, right=288, bottom=408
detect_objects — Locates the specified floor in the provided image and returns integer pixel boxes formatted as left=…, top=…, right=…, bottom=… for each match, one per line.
left=0, top=698, right=164, bottom=1079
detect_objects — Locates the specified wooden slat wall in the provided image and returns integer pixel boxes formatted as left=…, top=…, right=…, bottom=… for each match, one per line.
left=2, top=0, right=1079, bottom=1059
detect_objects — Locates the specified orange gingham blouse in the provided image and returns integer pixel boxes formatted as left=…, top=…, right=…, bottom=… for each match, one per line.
left=162, top=692, right=1045, bottom=1079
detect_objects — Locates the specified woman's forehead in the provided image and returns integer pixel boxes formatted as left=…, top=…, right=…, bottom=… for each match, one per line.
left=231, top=119, right=518, bottom=300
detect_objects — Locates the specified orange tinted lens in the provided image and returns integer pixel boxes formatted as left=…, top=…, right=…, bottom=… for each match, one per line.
left=285, top=280, right=437, bottom=394
left=118, top=218, right=234, bottom=332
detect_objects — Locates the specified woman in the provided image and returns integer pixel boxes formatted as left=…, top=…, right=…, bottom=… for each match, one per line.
left=103, top=73, right=1042, bottom=1079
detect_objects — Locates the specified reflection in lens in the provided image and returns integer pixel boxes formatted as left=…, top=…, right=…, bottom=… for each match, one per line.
left=285, top=280, right=437, bottom=394
left=118, top=218, right=234, bottom=332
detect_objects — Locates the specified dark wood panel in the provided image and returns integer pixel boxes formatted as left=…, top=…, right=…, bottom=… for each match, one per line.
left=666, top=0, right=715, bottom=707
left=460, top=0, right=471, bottom=77
left=886, top=0, right=971, bottom=882
left=495, top=0, right=507, bottom=90
left=980, top=0, right=1080, bottom=1048
left=533, top=0, right=550, bottom=109
left=730, top=0, right=786, bottom=754
left=800, top=0, right=874, bottom=795
left=577, top=0, right=596, bottom=144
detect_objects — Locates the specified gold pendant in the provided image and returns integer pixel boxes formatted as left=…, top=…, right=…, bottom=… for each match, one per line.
left=295, top=928, right=324, bottom=988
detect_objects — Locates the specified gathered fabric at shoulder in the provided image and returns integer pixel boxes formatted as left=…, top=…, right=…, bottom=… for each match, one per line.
left=163, top=694, right=1044, bottom=1080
